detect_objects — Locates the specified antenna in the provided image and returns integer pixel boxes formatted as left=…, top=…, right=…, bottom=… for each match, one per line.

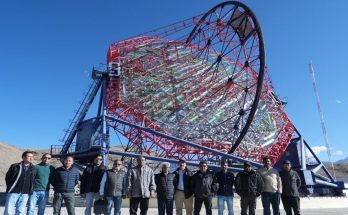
left=309, top=62, right=336, bottom=179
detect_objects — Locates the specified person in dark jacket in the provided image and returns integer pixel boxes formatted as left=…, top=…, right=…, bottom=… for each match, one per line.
left=215, top=160, right=234, bottom=215
left=27, top=153, right=55, bottom=215
left=155, top=162, right=177, bottom=215
left=235, top=162, right=264, bottom=215
left=80, top=154, right=106, bottom=215
left=100, top=159, right=127, bottom=215
left=173, top=159, right=194, bottom=215
left=279, top=160, right=301, bottom=215
left=51, top=155, right=80, bottom=215
left=4, top=151, right=36, bottom=215
left=191, top=161, right=218, bottom=215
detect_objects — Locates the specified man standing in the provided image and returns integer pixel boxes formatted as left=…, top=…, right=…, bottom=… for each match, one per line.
left=4, top=151, right=36, bottom=215
left=100, top=159, right=127, bottom=215
left=235, top=162, right=264, bottom=215
left=279, top=160, right=301, bottom=215
left=80, top=154, right=106, bottom=215
left=257, top=157, right=282, bottom=215
left=155, top=162, right=177, bottom=215
left=127, top=156, right=156, bottom=215
left=191, top=161, right=218, bottom=215
left=51, top=155, right=80, bottom=215
left=215, top=160, right=234, bottom=215
left=173, top=159, right=194, bottom=215
left=27, top=153, right=55, bottom=215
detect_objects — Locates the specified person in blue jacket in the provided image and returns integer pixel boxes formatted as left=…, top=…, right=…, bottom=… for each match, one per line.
left=51, top=155, right=80, bottom=215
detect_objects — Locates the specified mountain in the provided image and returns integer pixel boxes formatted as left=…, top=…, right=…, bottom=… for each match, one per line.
left=336, top=157, right=348, bottom=164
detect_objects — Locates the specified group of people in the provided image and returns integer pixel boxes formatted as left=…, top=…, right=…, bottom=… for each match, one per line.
left=4, top=151, right=79, bottom=215
left=147, top=157, right=301, bottom=215
left=3, top=151, right=301, bottom=215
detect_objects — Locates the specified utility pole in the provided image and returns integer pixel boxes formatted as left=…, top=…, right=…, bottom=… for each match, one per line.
left=309, top=63, right=336, bottom=179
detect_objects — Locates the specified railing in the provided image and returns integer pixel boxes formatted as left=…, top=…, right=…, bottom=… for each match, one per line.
left=51, top=144, right=76, bottom=156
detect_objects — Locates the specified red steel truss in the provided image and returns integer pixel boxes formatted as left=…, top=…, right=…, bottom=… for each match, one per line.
left=105, top=1, right=294, bottom=164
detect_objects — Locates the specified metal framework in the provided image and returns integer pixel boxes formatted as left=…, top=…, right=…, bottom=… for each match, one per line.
left=50, top=1, right=344, bottom=195
left=104, top=1, right=293, bottom=164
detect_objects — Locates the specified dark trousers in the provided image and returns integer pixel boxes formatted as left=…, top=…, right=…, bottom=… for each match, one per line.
left=261, top=192, right=280, bottom=215
left=130, top=197, right=149, bottom=215
left=240, top=195, right=257, bottom=215
left=158, top=198, right=174, bottom=215
left=281, top=196, right=300, bottom=215
left=52, top=192, right=75, bottom=215
left=194, top=197, right=212, bottom=215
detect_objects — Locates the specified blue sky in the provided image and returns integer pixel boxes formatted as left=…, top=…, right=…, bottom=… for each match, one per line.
left=0, top=0, right=347, bottom=162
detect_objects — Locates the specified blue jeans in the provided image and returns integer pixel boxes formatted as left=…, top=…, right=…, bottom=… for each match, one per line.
left=4, top=193, right=29, bottom=215
left=85, top=192, right=100, bottom=215
left=217, top=195, right=234, bottom=215
left=27, top=191, right=49, bottom=215
left=106, top=196, right=122, bottom=215
left=157, top=198, right=174, bottom=215
left=261, top=192, right=280, bottom=215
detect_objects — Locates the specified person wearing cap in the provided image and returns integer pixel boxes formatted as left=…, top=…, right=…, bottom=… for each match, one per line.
left=235, top=162, right=264, bottom=215
left=257, top=157, right=282, bottom=215
left=279, top=160, right=301, bottom=215
left=155, top=162, right=177, bottom=215
left=173, top=159, right=194, bottom=215
left=215, top=160, right=235, bottom=215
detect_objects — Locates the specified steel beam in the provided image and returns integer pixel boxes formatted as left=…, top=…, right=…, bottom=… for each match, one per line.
left=109, top=150, right=244, bottom=172
left=106, top=115, right=263, bottom=168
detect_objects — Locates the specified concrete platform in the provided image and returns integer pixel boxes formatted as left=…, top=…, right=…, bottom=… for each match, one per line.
left=1, top=207, right=348, bottom=215
left=1, top=196, right=348, bottom=214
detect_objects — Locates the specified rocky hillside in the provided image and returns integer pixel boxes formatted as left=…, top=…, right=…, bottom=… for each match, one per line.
left=0, top=142, right=24, bottom=188
left=324, top=162, right=348, bottom=182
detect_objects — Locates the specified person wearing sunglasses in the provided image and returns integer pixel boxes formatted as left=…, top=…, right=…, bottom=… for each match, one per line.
left=99, top=159, right=127, bottom=215
left=27, top=153, right=55, bottom=215
left=191, top=161, right=218, bottom=215
left=80, top=154, right=106, bottom=215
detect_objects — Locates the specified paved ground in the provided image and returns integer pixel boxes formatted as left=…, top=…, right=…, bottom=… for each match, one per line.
left=1, top=193, right=348, bottom=214
left=1, top=207, right=348, bottom=214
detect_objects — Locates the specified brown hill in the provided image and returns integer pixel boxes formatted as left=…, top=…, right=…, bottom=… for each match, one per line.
left=324, top=162, right=348, bottom=182
left=0, top=141, right=25, bottom=189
